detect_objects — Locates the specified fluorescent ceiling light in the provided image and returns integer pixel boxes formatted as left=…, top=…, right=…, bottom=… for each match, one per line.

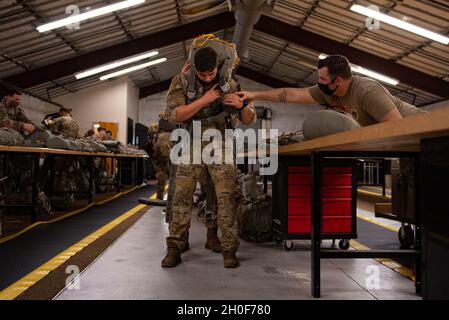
left=37, top=0, right=145, bottom=33
left=350, top=4, right=449, bottom=45
left=99, top=58, right=167, bottom=80
left=76, top=51, right=159, bottom=79
left=319, top=54, right=399, bottom=86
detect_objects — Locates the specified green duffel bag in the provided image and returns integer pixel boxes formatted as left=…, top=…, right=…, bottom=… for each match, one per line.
left=302, top=110, right=361, bottom=140
left=0, top=127, right=25, bottom=146
left=89, top=139, right=108, bottom=153
left=67, top=138, right=84, bottom=151
left=24, top=129, right=52, bottom=147
left=46, top=135, right=74, bottom=150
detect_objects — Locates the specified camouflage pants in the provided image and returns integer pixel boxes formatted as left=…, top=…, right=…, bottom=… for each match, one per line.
left=167, top=163, right=238, bottom=251
left=155, top=168, right=168, bottom=200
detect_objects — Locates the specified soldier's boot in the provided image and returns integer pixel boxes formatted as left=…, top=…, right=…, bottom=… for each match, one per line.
left=205, top=227, right=222, bottom=253
left=156, top=188, right=164, bottom=200
left=180, top=241, right=190, bottom=253
left=223, top=250, right=239, bottom=268
left=161, top=241, right=182, bottom=268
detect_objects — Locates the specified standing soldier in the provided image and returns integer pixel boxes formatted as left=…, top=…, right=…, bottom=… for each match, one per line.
left=45, top=106, right=79, bottom=138
left=161, top=45, right=256, bottom=268
left=149, top=122, right=171, bottom=201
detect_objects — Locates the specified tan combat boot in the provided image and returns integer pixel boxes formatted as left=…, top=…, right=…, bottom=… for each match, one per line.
left=180, top=242, right=190, bottom=253
left=161, top=241, right=182, bottom=268
left=205, top=227, right=222, bottom=253
left=223, top=250, right=239, bottom=268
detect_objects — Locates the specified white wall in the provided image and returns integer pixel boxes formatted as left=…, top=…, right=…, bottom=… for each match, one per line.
left=422, top=99, right=449, bottom=112
left=20, top=95, right=59, bottom=124
left=54, top=78, right=129, bottom=142
left=138, top=90, right=167, bottom=128
left=138, top=75, right=320, bottom=133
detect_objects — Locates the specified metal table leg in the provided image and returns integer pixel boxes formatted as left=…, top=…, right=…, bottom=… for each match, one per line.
left=414, top=155, right=422, bottom=295
left=88, top=157, right=94, bottom=203
left=116, top=157, right=122, bottom=193
left=311, top=151, right=323, bottom=298
left=31, top=154, right=40, bottom=223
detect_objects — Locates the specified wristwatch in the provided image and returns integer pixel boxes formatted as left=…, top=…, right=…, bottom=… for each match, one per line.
left=239, top=99, right=249, bottom=113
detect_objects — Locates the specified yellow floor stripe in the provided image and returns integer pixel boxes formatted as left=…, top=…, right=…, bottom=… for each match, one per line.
left=358, top=189, right=391, bottom=199
left=0, top=185, right=144, bottom=245
left=350, top=240, right=415, bottom=281
left=0, top=191, right=156, bottom=300
left=356, top=214, right=399, bottom=233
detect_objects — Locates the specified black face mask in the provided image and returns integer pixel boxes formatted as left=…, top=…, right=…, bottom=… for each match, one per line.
left=318, top=77, right=338, bottom=96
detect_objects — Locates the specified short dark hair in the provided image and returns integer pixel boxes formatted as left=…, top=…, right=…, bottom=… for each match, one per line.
left=97, top=126, right=106, bottom=133
left=194, top=47, right=218, bottom=72
left=318, top=55, right=352, bottom=79
left=5, top=89, right=22, bottom=97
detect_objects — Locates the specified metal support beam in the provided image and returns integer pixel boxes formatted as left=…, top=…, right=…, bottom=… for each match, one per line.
left=3, top=12, right=235, bottom=89
left=254, top=15, right=449, bottom=98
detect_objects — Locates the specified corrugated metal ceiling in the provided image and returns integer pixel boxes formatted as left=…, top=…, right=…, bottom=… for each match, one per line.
left=0, top=0, right=448, bottom=106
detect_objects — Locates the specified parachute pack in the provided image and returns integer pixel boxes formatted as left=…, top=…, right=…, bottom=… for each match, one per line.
left=186, top=34, right=239, bottom=103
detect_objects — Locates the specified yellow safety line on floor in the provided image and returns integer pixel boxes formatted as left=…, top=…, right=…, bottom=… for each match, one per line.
left=356, top=214, right=399, bottom=233
left=0, top=191, right=157, bottom=300
left=0, top=185, right=145, bottom=245
left=350, top=240, right=415, bottom=281
left=358, top=189, right=391, bottom=199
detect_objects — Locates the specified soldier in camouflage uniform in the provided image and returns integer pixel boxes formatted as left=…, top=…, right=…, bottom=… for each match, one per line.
left=0, top=90, right=50, bottom=214
left=149, top=123, right=171, bottom=200
left=0, top=89, right=36, bottom=135
left=161, top=46, right=256, bottom=268
left=46, top=106, right=79, bottom=139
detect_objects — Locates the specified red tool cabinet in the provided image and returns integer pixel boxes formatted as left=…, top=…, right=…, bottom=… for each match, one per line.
left=272, top=157, right=358, bottom=250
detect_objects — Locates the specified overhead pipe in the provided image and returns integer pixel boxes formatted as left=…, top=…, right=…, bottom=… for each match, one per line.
left=231, top=0, right=269, bottom=61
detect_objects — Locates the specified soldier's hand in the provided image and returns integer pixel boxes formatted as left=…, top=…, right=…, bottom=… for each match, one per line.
left=224, top=93, right=244, bottom=109
left=235, top=91, right=255, bottom=102
left=23, top=123, right=36, bottom=134
left=200, top=84, right=220, bottom=105
left=181, top=62, right=190, bottom=76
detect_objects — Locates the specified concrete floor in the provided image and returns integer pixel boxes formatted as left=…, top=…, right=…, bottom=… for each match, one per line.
left=56, top=206, right=420, bottom=300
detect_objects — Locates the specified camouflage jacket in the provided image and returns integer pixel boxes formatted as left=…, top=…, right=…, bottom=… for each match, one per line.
left=152, top=131, right=172, bottom=171
left=50, top=115, right=80, bottom=138
left=165, top=74, right=254, bottom=134
left=0, top=100, right=32, bottom=132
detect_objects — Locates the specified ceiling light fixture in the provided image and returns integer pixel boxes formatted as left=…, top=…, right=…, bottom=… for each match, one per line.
left=99, top=58, right=167, bottom=81
left=75, top=51, right=159, bottom=79
left=37, top=0, right=145, bottom=33
left=319, top=54, right=399, bottom=86
left=350, top=4, right=449, bottom=45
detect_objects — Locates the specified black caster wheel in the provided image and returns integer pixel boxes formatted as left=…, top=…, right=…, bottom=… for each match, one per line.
left=398, top=225, right=414, bottom=249
left=339, top=239, right=350, bottom=250
left=274, top=235, right=283, bottom=244
left=283, top=240, right=294, bottom=251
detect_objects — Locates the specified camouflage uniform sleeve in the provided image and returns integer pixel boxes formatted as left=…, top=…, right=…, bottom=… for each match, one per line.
left=165, top=75, right=186, bottom=123
left=0, top=102, right=10, bottom=128
left=0, top=103, right=31, bottom=131
left=50, top=117, right=62, bottom=132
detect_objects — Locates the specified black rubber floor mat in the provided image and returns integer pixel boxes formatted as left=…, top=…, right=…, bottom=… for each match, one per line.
left=0, top=185, right=155, bottom=291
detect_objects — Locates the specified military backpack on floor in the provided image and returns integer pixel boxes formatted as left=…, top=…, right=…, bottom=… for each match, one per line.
left=237, top=194, right=273, bottom=243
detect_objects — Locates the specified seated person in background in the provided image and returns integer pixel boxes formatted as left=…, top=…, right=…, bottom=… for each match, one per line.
left=106, top=130, right=114, bottom=140
left=0, top=89, right=36, bottom=135
left=45, top=106, right=79, bottom=139
left=84, top=129, right=95, bottom=138
left=237, top=55, right=425, bottom=127
left=93, top=126, right=109, bottom=141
